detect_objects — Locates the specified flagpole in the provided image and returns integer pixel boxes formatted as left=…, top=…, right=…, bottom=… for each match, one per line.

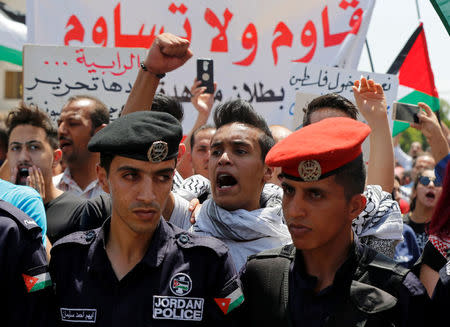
left=415, top=0, right=421, bottom=20
left=365, top=39, right=375, bottom=72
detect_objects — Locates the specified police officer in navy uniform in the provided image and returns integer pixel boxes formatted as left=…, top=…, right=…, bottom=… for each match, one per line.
left=239, top=117, right=429, bottom=326
left=49, top=111, right=243, bottom=326
left=0, top=199, right=52, bottom=326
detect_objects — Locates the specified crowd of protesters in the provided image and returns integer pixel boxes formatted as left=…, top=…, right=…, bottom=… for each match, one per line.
left=0, top=33, right=449, bottom=326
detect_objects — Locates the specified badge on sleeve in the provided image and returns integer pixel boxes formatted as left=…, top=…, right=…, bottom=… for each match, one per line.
left=22, top=272, right=52, bottom=293
left=214, top=285, right=244, bottom=314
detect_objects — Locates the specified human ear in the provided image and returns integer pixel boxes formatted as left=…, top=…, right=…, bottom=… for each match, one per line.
left=96, top=164, right=110, bottom=193
left=348, top=194, right=367, bottom=221
left=177, top=143, right=186, bottom=159
left=263, top=164, right=273, bottom=183
left=52, top=149, right=62, bottom=168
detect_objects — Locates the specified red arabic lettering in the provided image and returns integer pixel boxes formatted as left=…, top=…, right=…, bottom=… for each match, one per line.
left=114, top=3, right=162, bottom=48
left=92, top=17, right=108, bottom=47
left=168, top=3, right=187, bottom=14
left=168, top=3, right=191, bottom=42
left=204, top=8, right=233, bottom=52
left=322, top=6, right=363, bottom=47
left=349, top=8, right=363, bottom=34
left=64, top=15, right=85, bottom=45
left=271, top=22, right=293, bottom=65
left=292, top=20, right=317, bottom=63
left=339, top=0, right=359, bottom=10
left=233, top=23, right=258, bottom=66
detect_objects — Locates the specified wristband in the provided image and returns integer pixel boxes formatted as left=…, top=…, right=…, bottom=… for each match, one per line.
left=140, top=62, right=166, bottom=79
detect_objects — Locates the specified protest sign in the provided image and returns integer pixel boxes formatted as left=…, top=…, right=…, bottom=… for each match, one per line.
left=283, top=63, right=399, bottom=130
left=25, top=0, right=375, bottom=131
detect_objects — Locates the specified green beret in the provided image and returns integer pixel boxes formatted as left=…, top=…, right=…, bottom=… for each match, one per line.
left=88, top=111, right=182, bottom=162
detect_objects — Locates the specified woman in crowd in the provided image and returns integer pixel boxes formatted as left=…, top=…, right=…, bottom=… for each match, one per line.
left=419, top=162, right=450, bottom=296
left=403, top=168, right=443, bottom=253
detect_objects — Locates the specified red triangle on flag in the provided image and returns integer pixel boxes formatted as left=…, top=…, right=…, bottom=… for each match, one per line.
left=22, top=273, right=38, bottom=292
left=214, top=298, right=231, bottom=314
left=398, top=24, right=439, bottom=98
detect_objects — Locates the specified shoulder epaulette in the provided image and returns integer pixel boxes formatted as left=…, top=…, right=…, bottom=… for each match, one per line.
left=248, top=244, right=295, bottom=261
left=366, top=250, right=410, bottom=277
left=0, top=200, right=41, bottom=236
left=174, top=232, right=228, bottom=257
left=53, top=229, right=98, bottom=248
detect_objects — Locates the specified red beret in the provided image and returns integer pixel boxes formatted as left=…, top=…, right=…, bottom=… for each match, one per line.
left=266, top=117, right=371, bottom=181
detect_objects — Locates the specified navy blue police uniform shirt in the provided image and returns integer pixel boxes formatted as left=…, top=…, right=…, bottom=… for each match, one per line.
left=49, top=217, right=242, bottom=326
left=289, top=240, right=429, bottom=327
left=0, top=200, right=52, bottom=326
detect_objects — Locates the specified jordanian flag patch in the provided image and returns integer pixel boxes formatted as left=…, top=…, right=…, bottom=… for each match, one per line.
left=214, top=287, right=244, bottom=314
left=22, top=272, right=52, bottom=293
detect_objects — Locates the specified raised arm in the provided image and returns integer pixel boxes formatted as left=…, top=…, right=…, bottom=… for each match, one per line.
left=353, top=78, right=394, bottom=192
left=411, top=103, right=450, bottom=163
left=122, top=33, right=193, bottom=115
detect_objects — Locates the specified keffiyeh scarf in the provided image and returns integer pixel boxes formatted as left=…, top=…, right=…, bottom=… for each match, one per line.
left=352, top=185, right=403, bottom=240
left=190, top=199, right=291, bottom=270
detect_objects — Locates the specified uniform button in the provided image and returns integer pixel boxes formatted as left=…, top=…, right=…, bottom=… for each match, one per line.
left=85, top=231, right=95, bottom=242
left=179, top=234, right=189, bottom=244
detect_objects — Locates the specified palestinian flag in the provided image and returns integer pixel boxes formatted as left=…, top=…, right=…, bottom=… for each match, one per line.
left=387, top=23, right=439, bottom=136
left=22, top=272, right=52, bottom=293
left=0, top=2, right=26, bottom=66
left=214, top=287, right=244, bottom=315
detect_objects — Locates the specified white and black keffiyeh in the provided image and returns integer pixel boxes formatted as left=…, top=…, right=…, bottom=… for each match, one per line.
left=173, top=174, right=211, bottom=201
left=190, top=199, right=291, bottom=270
left=352, top=185, right=403, bottom=240
left=172, top=170, right=184, bottom=191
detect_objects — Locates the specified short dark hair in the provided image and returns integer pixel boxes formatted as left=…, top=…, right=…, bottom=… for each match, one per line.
left=0, top=120, right=7, bottom=156
left=151, top=93, right=184, bottom=123
left=334, top=155, right=366, bottom=201
left=303, top=93, right=358, bottom=126
left=66, top=95, right=110, bottom=129
left=99, top=153, right=114, bottom=174
left=6, top=103, right=58, bottom=149
left=213, top=99, right=275, bottom=161
left=190, top=124, right=215, bottom=150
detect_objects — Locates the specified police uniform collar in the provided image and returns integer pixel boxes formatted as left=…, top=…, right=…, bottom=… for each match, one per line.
left=141, top=218, right=172, bottom=268
left=293, top=238, right=359, bottom=291
left=87, top=217, right=172, bottom=276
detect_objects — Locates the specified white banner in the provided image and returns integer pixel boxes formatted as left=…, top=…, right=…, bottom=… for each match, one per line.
left=284, top=62, right=399, bottom=130
left=26, top=0, right=375, bottom=132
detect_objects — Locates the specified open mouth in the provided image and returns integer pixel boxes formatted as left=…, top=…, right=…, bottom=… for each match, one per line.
left=59, top=138, right=72, bottom=150
left=216, top=173, right=238, bottom=189
left=425, top=191, right=435, bottom=200
left=17, top=167, right=30, bottom=185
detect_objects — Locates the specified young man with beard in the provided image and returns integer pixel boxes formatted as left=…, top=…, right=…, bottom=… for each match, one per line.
left=239, top=117, right=429, bottom=327
left=50, top=111, right=242, bottom=326
left=6, top=104, right=86, bottom=244
left=55, top=95, right=109, bottom=199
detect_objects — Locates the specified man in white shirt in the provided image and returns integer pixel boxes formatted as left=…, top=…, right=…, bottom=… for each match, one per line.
left=54, top=95, right=109, bottom=199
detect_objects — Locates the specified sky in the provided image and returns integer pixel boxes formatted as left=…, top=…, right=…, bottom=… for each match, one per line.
left=358, top=0, right=450, bottom=111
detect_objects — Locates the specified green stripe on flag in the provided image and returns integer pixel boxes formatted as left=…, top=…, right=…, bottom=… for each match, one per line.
left=31, top=279, right=52, bottom=292
left=227, top=294, right=244, bottom=313
left=0, top=45, right=22, bottom=66
left=392, top=90, right=440, bottom=136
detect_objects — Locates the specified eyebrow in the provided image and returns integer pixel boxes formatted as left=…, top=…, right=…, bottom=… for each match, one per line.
left=116, top=166, right=175, bottom=174
left=10, top=140, right=43, bottom=146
